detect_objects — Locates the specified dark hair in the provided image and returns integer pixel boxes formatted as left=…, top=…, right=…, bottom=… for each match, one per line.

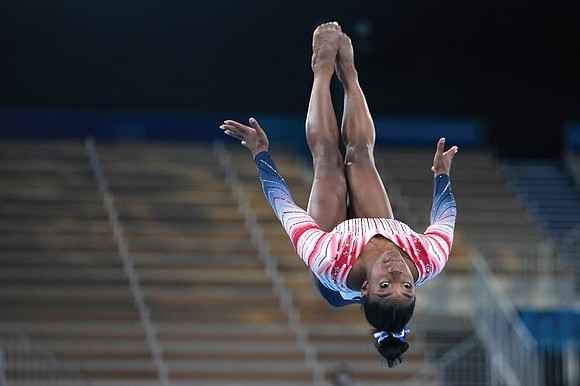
left=361, top=295, right=416, bottom=368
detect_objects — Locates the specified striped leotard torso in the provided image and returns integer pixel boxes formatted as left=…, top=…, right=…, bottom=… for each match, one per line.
left=254, top=151, right=456, bottom=303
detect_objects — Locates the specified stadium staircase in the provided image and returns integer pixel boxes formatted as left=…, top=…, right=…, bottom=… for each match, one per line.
left=501, top=158, right=580, bottom=293
left=0, top=140, right=315, bottom=386
left=90, top=141, right=318, bottom=386
left=500, top=160, right=580, bottom=239
left=0, top=141, right=149, bottom=385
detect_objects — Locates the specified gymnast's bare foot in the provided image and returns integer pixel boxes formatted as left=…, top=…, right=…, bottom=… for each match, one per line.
left=311, top=22, right=342, bottom=74
left=335, top=33, right=357, bottom=86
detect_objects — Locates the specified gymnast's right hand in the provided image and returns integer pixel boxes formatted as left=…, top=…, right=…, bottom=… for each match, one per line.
left=220, top=117, right=270, bottom=158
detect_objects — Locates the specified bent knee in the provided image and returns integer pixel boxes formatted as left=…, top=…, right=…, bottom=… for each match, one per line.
left=344, top=142, right=375, bottom=166
left=311, top=143, right=344, bottom=172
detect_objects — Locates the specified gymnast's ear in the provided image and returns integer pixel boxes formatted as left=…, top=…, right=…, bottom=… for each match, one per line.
left=361, top=280, right=369, bottom=295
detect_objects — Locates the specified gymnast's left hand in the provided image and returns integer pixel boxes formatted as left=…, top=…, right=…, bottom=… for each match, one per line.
left=220, top=117, right=270, bottom=158
left=431, top=137, right=458, bottom=177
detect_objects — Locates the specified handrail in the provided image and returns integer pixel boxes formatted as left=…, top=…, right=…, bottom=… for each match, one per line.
left=474, top=239, right=565, bottom=277
left=213, top=141, right=326, bottom=385
left=561, top=223, right=580, bottom=248
left=435, top=335, right=489, bottom=386
left=559, top=224, right=580, bottom=295
left=0, top=341, right=5, bottom=386
left=85, top=138, right=170, bottom=386
left=0, top=329, right=91, bottom=385
left=469, top=247, right=541, bottom=386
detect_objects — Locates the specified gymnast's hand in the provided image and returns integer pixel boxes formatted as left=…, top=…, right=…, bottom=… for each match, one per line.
left=431, top=137, right=458, bottom=177
left=220, top=117, right=270, bottom=158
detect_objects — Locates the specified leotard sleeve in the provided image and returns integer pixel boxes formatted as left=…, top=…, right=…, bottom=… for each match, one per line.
left=254, top=151, right=362, bottom=307
left=423, top=174, right=457, bottom=272
left=253, top=151, right=328, bottom=270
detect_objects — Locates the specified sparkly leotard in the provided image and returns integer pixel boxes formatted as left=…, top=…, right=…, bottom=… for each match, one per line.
left=254, top=151, right=456, bottom=305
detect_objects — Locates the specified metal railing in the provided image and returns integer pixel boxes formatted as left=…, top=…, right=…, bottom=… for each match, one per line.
left=0, top=329, right=91, bottom=386
left=407, top=242, right=579, bottom=386
left=473, top=239, right=577, bottom=310
left=535, top=339, right=580, bottom=386
left=430, top=333, right=579, bottom=386
left=85, top=138, right=170, bottom=386
left=470, top=247, right=542, bottom=386
left=475, top=240, right=562, bottom=277
left=560, top=224, right=580, bottom=285
left=435, top=335, right=490, bottom=386
left=213, top=141, right=326, bottom=385
left=426, top=246, right=578, bottom=386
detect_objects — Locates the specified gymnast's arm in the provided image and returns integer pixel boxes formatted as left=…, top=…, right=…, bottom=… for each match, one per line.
left=220, top=118, right=362, bottom=307
left=219, top=118, right=324, bottom=262
left=425, top=138, right=459, bottom=255
left=253, top=150, right=359, bottom=307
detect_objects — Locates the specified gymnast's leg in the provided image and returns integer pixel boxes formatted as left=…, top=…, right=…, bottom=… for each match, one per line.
left=336, top=33, right=394, bottom=219
left=305, top=22, right=348, bottom=231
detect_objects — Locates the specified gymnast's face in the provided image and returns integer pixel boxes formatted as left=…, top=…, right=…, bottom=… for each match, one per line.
left=361, top=250, right=415, bottom=304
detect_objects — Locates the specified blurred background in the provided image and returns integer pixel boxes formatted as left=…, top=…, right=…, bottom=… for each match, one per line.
left=1, top=0, right=579, bottom=156
left=1, top=1, right=579, bottom=386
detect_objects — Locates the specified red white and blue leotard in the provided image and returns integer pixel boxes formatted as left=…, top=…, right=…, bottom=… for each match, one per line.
left=254, top=151, right=456, bottom=306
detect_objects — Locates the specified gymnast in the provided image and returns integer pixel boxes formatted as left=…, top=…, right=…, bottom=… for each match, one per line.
left=220, top=22, right=458, bottom=367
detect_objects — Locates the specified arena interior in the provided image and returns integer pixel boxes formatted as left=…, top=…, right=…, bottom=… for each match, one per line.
left=1, top=2, right=579, bottom=385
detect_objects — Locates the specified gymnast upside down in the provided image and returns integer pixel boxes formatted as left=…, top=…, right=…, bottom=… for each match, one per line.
left=220, top=22, right=458, bottom=367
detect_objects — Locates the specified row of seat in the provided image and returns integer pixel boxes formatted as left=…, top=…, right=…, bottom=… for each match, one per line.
left=1, top=139, right=568, bottom=385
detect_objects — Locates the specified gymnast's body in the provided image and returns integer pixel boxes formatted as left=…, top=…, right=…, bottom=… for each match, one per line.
left=220, top=22, right=458, bottom=367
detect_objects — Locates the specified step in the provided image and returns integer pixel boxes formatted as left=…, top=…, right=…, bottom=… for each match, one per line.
left=0, top=321, right=145, bottom=340
left=166, top=359, right=313, bottom=381
left=0, top=160, right=92, bottom=174
left=0, top=234, right=118, bottom=251
left=0, top=219, right=112, bottom=235
left=1, top=309, right=140, bottom=322
left=143, top=288, right=280, bottom=308
left=135, top=268, right=272, bottom=286
left=0, top=286, right=133, bottom=304
left=0, top=267, right=127, bottom=283
left=154, top=321, right=295, bottom=339
left=0, top=188, right=102, bottom=202
left=0, top=251, right=121, bottom=267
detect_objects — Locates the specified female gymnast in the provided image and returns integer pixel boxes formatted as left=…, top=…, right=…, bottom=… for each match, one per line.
left=219, top=22, right=458, bottom=367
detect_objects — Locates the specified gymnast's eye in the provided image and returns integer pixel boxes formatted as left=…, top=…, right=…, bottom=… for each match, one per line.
left=380, top=282, right=390, bottom=288
left=403, top=282, right=412, bottom=289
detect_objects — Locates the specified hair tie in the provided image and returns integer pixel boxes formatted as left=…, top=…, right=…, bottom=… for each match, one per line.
left=374, top=326, right=410, bottom=344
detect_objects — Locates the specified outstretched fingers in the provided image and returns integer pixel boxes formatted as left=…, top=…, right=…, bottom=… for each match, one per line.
left=220, top=120, right=250, bottom=143
left=219, top=117, right=270, bottom=157
left=431, top=138, right=459, bottom=177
